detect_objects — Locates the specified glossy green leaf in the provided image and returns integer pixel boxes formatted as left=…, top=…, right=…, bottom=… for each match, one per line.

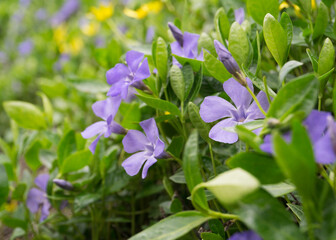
left=262, top=182, right=296, bottom=197
left=279, top=60, right=303, bottom=83
left=203, top=51, right=231, bottom=83
left=233, top=189, right=305, bottom=240
left=12, top=183, right=26, bottom=201
left=235, top=125, right=263, bottom=151
left=198, top=33, right=216, bottom=56
left=187, top=102, right=210, bottom=143
left=57, top=130, right=77, bottom=167
left=273, top=121, right=316, bottom=200
left=267, top=74, right=318, bottom=120
left=214, top=8, right=230, bottom=41
left=228, top=22, right=249, bottom=67
left=298, top=0, right=311, bottom=13
left=129, top=211, right=212, bottom=240
left=0, top=164, right=9, bottom=207
left=227, top=152, right=285, bottom=185
left=136, top=91, right=181, bottom=116
left=247, top=0, right=279, bottom=25
left=287, top=203, right=304, bottom=221
left=38, top=92, right=53, bottom=125
left=156, top=37, right=168, bottom=83
left=208, top=219, right=226, bottom=238
left=3, top=101, right=47, bottom=130
left=24, top=141, right=42, bottom=171
left=280, top=12, right=293, bottom=57
left=183, top=130, right=208, bottom=210
left=119, top=102, right=141, bottom=129
left=312, top=2, right=329, bottom=39
left=318, top=38, right=335, bottom=76
left=306, top=49, right=319, bottom=72
left=201, top=232, right=223, bottom=240
left=167, top=136, right=184, bottom=159
left=61, top=150, right=92, bottom=174
left=263, top=14, right=288, bottom=67
left=173, top=55, right=202, bottom=72
left=186, top=66, right=203, bottom=102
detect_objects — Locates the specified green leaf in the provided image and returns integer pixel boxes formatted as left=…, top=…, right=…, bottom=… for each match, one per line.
left=298, top=0, right=311, bottom=13
left=10, top=228, right=26, bottom=240
left=242, top=66, right=276, bottom=97
left=136, top=91, right=181, bottom=117
left=273, top=121, right=316, bottom=200
left=0, top=164, right=9, bottom=207
left=247, top=0, right=279, bottom=25
left=267, top=74, right=318, bottom=120
left=57, top=130, right=77, bottom=167
left=198, top=33, right=216, bottom=56
left=129, top=211, right=212, bottom=240
left=201, top=232, right=223, bottom=240
left=287, top=203, right=304, bottom=221
left=24, top=141, right=42, bottom=171
left=279, top=60, right=303, bottom=83
left=170, top=64, right=194, bottom=102
left=262, top=182, right=296, bottom=197
left=186, top=66, right=203, bottom=102
left=3, top=101, right=47, bottom=130
left=169, top=169, right=186, bottom=184
left=263, top=14, right=288, bottom=67
left=312, top=2, right=329, bottom=40
left=232, top=189, right=305, bottom=240
left=208, top=219, right=226, bottom=238
left=227, top=152, right=285, bottom=185
left=61, top=150, right=92, bottom=174
left=173, top=54, right=202, bottom=72
left=156, top=37, right=168, bottom=83
left=306, top=49, right=319, bottom=72
left=203, top=51, right=231, bottom=83
left=228, top=22, right=249, bottom=67
left=74, top=193, right=101, bottom=212
left=222, top=120, right=264, bottom=133
left=200, top=168, right=260, bottom=207
left=183, top=130, right=208, bottom=210
left=280, top=12, right=293, bottom=58
left=119, top=102, right=141, bottom=129
left=167, top=136, right=184, bottom=159
left=235, top=125, right=263, bottom=151
left=187, top=103, right=210, bottom=143
left=318, top=38, right=335, bottom=76
left=38, top=92, right=53, bottom=125
left=214, top=8, right=230, bottom=41
left=12, top=183, right=26, bottom=201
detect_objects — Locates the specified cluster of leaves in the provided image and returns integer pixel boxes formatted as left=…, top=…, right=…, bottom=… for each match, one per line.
left=2, top=0, right=336, bottom=239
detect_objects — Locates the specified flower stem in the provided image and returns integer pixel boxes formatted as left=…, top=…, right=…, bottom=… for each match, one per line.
left=263, top=76, right=272, bottom=104
left=246, top=86, right=267, bottom=116
left=208, top=143, right=217, bottom=176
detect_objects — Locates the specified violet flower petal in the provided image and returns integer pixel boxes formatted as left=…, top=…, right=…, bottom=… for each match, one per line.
left=314, top=133, right=336, bottom=164
left=200, top=96, right=236, bottom=123
left=126, top=51, right=145, bottom=73
left=304, top=110, right=330, bottom=143
left=154, top=138, right=165, bottom=157
left=223, top=78, right=253, bottom=109
left=81, top=121, right=106, bottom=139
left=26, top=188, right=45, bottom=213
left=141, top=156, right=157, bottom=179
left=89, top=133, right=104, bottom=154
left=106, top=63, right=130, bottom=85
left=122, top=151, right=148, bottom=176
left=182, top=32, right=200, bottom=59
left=40, top=200, right=51, bottom=222
left=34, top=174, right=49, bottom=192
left=140, top=118, right=159, bottom=143
left=246, top=91, right=269, bottom=120
left=134, top=58, right=150, bottom=82
left=170, top=41, right=184, bottom=56
left=92, top=97, right=121, bottom=120
left=209, top=118, right=239, bottom=143
left=229, top=230, right=262, bottom=240
left=122, top=130, right=148, bottom=153
left=168, top=22, right=184, bottom=47
left=234, top=8, right=245, bottom=25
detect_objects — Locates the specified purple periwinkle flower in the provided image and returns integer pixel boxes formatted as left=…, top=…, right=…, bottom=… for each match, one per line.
left=200, top=78, right=269, bottom=143
left=26, top=174, right=51, bottom=222
left=53, top=179, right=74, bottom=191
left=168, top=22, right=203, bottom=66
left=146, top=26, right=155, bottom=43
left=229, top=230, right=263, bottom=240
left=214, top=40, right=246, bottom=86
left=260, top=110, right=336, bottom=164
left=122, top=118, right=165, bottom=179
left=18, top=40, right=33, bottom=56
left=51, top=0, right=80, bottom=27
left=81, top=97, right=125, bottom=154
left=106, top=50, right=150, bottom=99
left=234, top=8, right=245, bottom=25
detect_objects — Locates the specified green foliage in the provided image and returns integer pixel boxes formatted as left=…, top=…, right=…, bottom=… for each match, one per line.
left=247, top=0, right=279, bottom=25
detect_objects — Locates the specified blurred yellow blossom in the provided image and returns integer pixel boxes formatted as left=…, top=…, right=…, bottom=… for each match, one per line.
left=91, top=2, right=114, bottom=21
left=5, top=200, right=18, bottom=212
left=124, top=1, right=163, bottom=19
left=81, top=18, right=100, bottom=36
left=311, top=0, right=316, bottom=10
left=53, top=24, right=83, bottom=55
left=279, top=1, right=289, bottom=10
left=279, top=1, right=303, bottom=18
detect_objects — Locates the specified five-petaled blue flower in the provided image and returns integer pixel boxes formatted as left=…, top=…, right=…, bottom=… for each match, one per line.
left=106, top=50, right=150, bottom=100
left=122, top=118, right=165, bottom=179
left=200, top=78, right=269, bottom=143
left=81, top=97, right=125, bottom=154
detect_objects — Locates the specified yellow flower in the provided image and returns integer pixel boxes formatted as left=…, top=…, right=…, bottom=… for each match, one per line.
left=81, top=20, right=100, bottom=36
left=124, top=1, right=163, bottom=19
left=54, top=24, right=67, bottom=46
left=279, top=1, right=289, bottom=10
left=68, top=37, right=84, bottom=55
left=311, top=0, right=316, bottom=10
left=5, top=200, right=18, bottom=212
left=91, top=2, right=114, bottom=21
left=293, top=4, right=303, bottom=18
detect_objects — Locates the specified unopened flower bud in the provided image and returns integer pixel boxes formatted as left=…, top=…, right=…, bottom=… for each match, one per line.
left=168, top=22, right=184, bottom=47
left=214, top=40, right=247, bottom=86
left=53, top=179, right=74, bottom=191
